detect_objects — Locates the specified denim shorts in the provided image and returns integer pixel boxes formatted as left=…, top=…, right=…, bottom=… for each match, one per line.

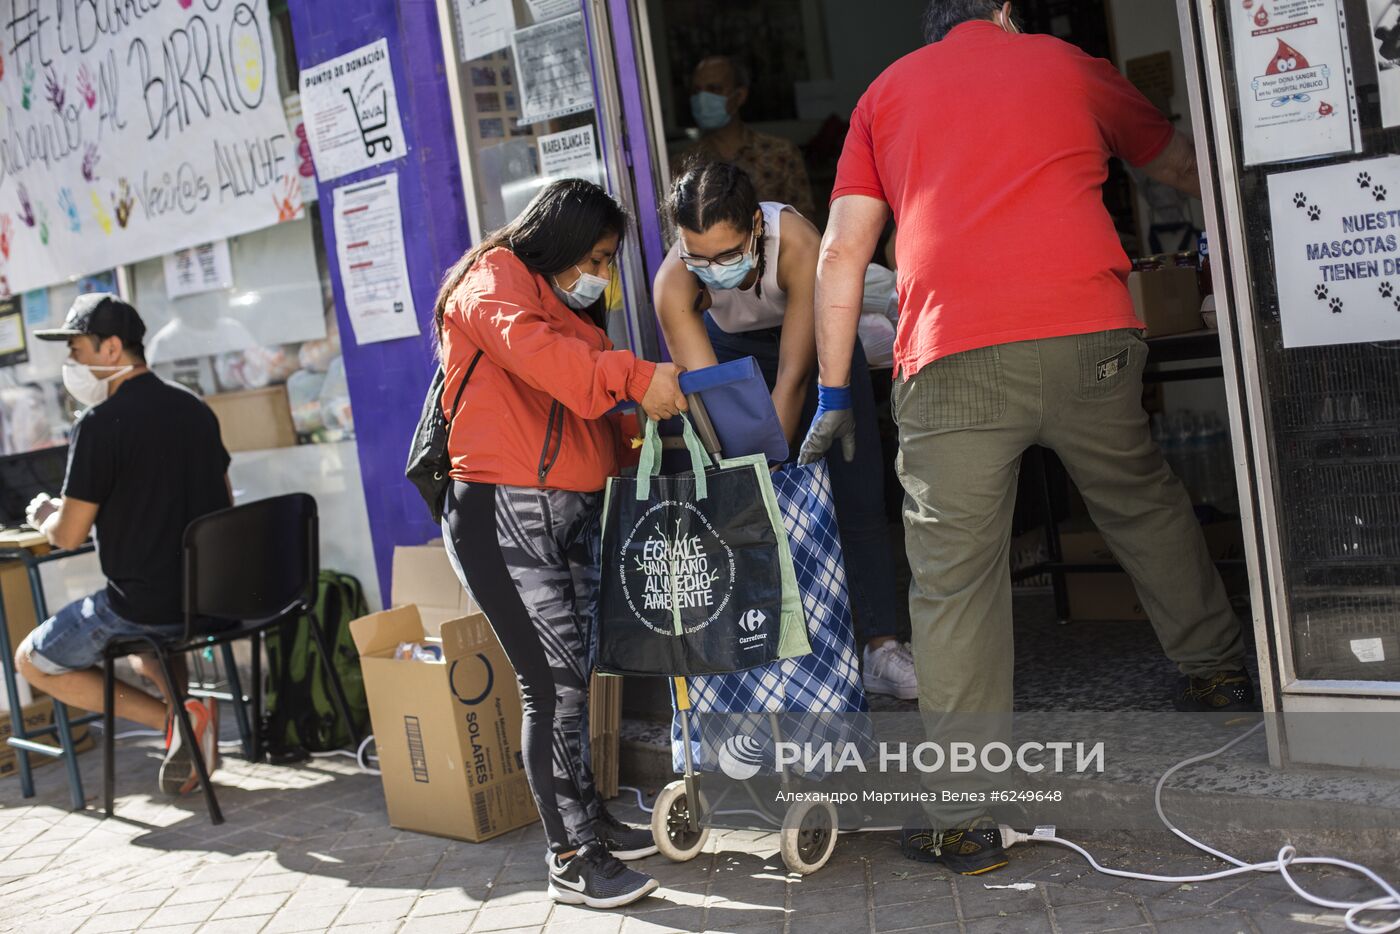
left=24, top=590, right=181, bottom=675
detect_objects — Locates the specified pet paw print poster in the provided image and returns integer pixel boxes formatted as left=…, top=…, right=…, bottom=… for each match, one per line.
left=1267, top=155, right=1400, bottom=347
left=1231, top=0, right=1359, bottom=165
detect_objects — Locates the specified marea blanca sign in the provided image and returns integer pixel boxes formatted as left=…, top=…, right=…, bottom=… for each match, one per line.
left=0, top=0, right=301, bottom=296
left=1266, top=154, right=1400, bottom=348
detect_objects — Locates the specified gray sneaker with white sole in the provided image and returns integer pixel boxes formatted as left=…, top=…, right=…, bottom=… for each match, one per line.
left=548, top=842, right=659, bottom=909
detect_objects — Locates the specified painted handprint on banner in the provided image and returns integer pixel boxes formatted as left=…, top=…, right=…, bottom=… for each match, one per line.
left=38, top=205, right=49, bottom=245
left=1, top=216, right=13, bottom=260
left=0, top=49, right=6, bottom=81
left=82, top=144, right=100, bottom=182
left=77, top=64, right=96, bottom=109
left=89, top=190, right=113, bottom=235
left=16, top=184, right=34, bottom=228
left=58, top=189, right=80, bottom=233
left=45, top=66, right=65, bottom=112
left=273, top=176, right=302, bottom=222
left=112, top=179, right=134, bottom=228
left=21, top=61, right=34, bottom=110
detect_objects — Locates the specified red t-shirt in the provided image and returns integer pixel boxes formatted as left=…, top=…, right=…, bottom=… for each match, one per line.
left=833, top=21, right=1174, bottom=377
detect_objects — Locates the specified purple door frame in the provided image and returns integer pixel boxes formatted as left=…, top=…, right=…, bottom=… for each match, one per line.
left=603, top=0, right=671, bottom=360
left=287, top=0, right=670, bottom=601
left=288, top=0, right=472, bottom=605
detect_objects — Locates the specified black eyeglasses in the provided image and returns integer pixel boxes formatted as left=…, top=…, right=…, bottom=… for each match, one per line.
left=680, top=227, right=757, bottom=269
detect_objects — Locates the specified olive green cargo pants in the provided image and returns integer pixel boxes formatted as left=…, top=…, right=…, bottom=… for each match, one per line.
left=892, top=329, right=1247, bottom=829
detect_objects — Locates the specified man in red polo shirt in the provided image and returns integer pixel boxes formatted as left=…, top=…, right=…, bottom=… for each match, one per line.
left=798, top=0, right=1252, bottom=874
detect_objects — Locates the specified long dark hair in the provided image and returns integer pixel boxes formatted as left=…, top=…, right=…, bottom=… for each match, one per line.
left=433, top=178, right=627, bottom=344
left=665, top=161, right=766, bottom=301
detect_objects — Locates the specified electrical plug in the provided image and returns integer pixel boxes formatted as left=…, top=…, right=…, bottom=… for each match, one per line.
left=999, top=825, right=1030, bottom=847
left=999, top=825, right=1054, bottom=847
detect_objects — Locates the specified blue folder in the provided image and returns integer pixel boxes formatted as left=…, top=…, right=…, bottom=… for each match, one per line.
left=617, top=357, right=789, bottom=464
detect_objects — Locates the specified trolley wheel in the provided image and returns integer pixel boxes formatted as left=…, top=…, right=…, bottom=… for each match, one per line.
left=651, top=779, right=710, bottom=862
left=780, top=800, right=839, bottom=875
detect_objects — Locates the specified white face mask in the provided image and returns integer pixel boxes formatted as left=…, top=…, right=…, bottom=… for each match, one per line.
left=554, top=265, right=610, bottom=310
left=62, top=362, right=133, bottom=407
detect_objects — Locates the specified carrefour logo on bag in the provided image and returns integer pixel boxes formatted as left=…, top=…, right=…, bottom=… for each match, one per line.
left=620, top=500, right=736, bottom=636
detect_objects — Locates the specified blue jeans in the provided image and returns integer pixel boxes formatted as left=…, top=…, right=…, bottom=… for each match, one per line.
left=23, top=590, right=181, bottom=674
left=706, top=315, right=898, bottom=642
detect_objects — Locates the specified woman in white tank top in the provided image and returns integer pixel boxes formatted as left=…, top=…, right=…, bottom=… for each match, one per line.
left=653, top=173, right=818, bottom=442
left=650, top=162, right=916, bottom=699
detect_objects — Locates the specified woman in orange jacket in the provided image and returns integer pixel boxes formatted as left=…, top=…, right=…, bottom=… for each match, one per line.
left=435, top=180, right=686, bottom=908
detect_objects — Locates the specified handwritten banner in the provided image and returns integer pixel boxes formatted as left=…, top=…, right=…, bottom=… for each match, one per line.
left=0, top=0, right=298, bottom=296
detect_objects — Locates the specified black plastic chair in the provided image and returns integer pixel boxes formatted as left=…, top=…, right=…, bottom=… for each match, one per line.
left=101, top=493, right=358, bottom=824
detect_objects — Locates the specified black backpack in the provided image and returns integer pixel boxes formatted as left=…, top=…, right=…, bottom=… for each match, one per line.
left=261, top=570, right=371, bottom=759
left=405, top=352, right=482, bottom=523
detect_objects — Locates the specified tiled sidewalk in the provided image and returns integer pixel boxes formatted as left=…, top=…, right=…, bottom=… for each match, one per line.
left=0, top=732, right=1377, bottom=933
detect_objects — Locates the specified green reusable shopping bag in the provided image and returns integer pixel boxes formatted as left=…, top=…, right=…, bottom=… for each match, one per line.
left=596, top=415, right=809, bottom=676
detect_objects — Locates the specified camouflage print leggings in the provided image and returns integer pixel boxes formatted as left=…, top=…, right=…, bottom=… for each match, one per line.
left=443, top=480, right=603, bottom=854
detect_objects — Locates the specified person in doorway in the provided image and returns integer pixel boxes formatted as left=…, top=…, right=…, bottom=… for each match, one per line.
left=653, top=161, right=915, bottom=700
left=799, top=0, right=1253, bottom=874
left=14, top=293, right=230, bottom=796
left=436, top=178, right=687, bottom=909
left=674, top=55, right=817, bottom=219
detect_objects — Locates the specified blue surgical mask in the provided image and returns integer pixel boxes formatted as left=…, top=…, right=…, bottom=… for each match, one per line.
left=690, top=252, right=755, bottom=290
left=554, top=265, right=609, bottom=309
left=690, top=91, right=732, bottom=131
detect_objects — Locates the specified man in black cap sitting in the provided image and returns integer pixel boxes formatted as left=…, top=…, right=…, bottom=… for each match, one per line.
left=14, top=293, right=232, bottom=795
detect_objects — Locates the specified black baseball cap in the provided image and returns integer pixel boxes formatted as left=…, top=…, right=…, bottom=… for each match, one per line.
left=34, top=292, right=146, bottom=349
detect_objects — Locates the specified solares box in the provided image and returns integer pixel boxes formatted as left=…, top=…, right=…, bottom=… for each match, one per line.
left=350, top=606, right=537, bottom=843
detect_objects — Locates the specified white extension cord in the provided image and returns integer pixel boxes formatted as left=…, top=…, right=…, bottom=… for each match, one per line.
left=619, top=722, right=1400, bottom=934
left=309, top=734, right=380, bottom=775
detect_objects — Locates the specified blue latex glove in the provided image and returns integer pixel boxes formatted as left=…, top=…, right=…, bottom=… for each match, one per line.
left=798, top=384, right=856, bottom=465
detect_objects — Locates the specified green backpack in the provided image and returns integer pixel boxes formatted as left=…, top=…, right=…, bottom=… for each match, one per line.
left=261, top=570, right=371, bottom=758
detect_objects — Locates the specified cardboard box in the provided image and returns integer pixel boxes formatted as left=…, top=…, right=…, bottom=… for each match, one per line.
left=1061, top=519, right=1244, bottom=622
left=392, top=543, right=479, bottom=633
left=589, top=673, right=621, bottom=800
left=1127, top=266, right=1203, bottom=337
left=351, top=605, right=537, bottom=843
left=205, top=385, right=298, bottom=452
left=390, top=543, right=620, bottom=797
left=0, top=697, right=94, bottom=779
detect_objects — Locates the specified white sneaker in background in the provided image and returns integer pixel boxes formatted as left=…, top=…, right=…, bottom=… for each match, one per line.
left=863, top=640, right=919, bottom=700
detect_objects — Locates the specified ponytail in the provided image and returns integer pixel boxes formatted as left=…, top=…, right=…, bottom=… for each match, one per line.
left=665, top=161, right=767, bottom=300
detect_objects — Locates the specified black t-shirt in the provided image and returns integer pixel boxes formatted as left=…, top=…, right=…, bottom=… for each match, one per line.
left=63, top=372, right=232, bottom=625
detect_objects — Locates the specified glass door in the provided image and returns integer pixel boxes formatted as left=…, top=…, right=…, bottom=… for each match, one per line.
left=1179, top=0, right=1400, bottom=701
left=436, top=0, right=662, bottom=358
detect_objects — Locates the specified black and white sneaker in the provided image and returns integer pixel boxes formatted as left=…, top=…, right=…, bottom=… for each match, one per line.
left=548, top=842, right=660, bottom=909
left=594, top=807, right=659, bottom=860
